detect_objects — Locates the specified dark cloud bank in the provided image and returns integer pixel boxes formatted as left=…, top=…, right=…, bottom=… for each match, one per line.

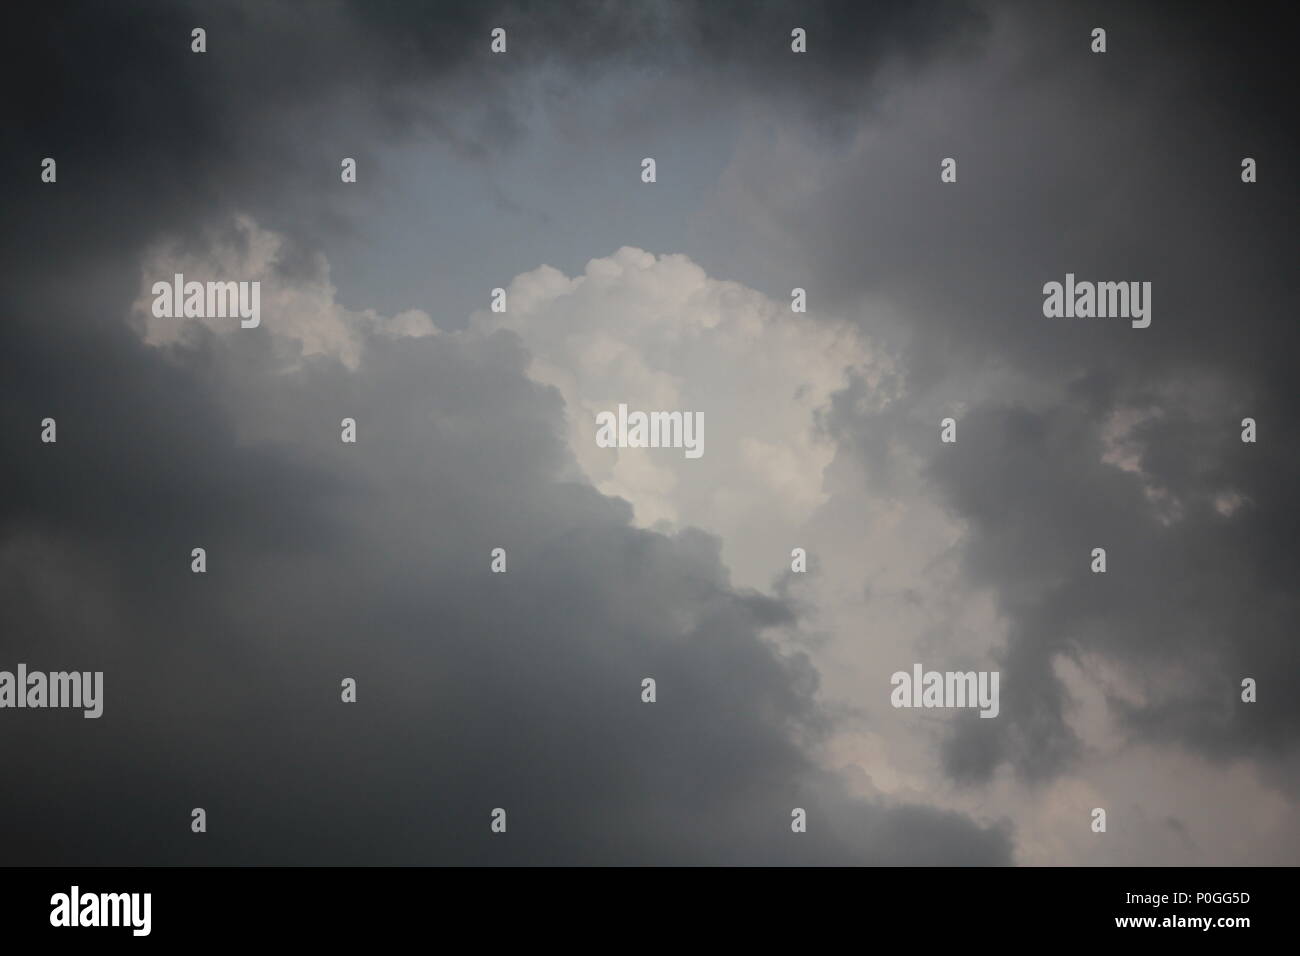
left=0, top=310, right=1010, bottom=864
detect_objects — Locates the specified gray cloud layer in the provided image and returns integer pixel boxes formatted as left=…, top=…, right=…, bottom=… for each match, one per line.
left=3, top=0, right=1295, bottom=864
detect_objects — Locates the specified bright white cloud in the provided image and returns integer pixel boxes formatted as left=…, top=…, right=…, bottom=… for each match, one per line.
left=472, top=246, right=890, bottom=589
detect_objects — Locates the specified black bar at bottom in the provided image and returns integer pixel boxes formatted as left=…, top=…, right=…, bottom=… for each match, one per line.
left=0, top=866, right=1282, bottom=942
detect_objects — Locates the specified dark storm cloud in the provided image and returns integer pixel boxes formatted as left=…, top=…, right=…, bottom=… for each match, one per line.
left=3, top=0, right=982, bottom=269
left=1, top=1, right=1012, bottom=863
left=922, top=390, right=1300, bottom=786
left=0, top=307, right=1012, bottom=863
left=807, top=2, right=1300, bottom=784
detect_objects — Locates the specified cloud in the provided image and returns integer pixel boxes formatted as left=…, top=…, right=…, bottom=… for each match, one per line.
left=472, top=246, right=888, bottom=588
left=3, top=0, right=1296, bottom=867
left=0, top=218, right=1011, bottom=864
left=131, top=215, right=435, bottom=368
left=704, top=0, right=1300, bottom=784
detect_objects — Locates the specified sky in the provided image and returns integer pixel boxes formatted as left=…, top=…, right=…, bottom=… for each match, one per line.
left=1, top=0, right=1296, bottom=865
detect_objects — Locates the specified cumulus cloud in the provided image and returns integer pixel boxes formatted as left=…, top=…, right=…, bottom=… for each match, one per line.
left=472, top=246, right=890, bottom=589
